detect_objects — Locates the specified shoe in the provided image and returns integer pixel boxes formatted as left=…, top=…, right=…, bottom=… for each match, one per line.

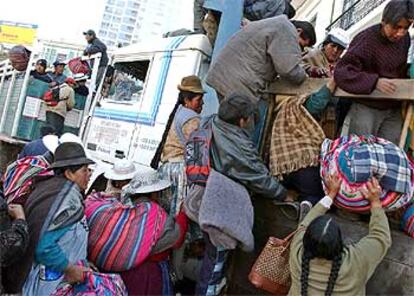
left=299, top=201, right=313, bottom=222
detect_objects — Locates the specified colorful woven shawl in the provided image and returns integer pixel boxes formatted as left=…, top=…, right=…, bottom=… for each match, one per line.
left=85, top=192, right=168, bottom=271
left=402, top=204, right=414, bottom=238
left=3, top=155, right=53, bottom=204
left=320, top=135, right=414, bottom=212
left=51, top=260, right=127, bottom=295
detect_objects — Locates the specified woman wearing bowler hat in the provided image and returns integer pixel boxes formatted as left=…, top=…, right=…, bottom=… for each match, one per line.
left=150, top=75, right=205, bottom=282
left=4, top=142, right=95, bottom=295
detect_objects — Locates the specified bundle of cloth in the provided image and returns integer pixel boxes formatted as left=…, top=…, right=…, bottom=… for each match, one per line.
left=401, top=204, right=414, bottom=238
left=2, top=155, right=53, bottom=205
left=198, top=169, right=254, bottom=251
left=84, top=192, right=168, bottom=271
left=320, top=135, right=414, bottom=212
left=51, top=260, right=127, bottom=295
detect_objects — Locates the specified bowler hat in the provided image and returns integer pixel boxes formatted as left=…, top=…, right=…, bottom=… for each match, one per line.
left=177, top=75, right=205, bottom=94
left=50, top=142, right=94, bottom=169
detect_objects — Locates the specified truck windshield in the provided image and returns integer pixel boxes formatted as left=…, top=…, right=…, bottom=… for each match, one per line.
left=101, top=60, right=150, bottom=103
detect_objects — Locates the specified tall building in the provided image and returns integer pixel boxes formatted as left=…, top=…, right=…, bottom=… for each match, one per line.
left=37, top=39, right=84, bottom=65
left=98, top=0, right=193, bottom=48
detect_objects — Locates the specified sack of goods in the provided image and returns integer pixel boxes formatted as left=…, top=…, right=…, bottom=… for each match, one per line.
left=84, top=192, right=168, bottom=271
left=68, top=57, right=91, bottom=75
left=9, top=45, right=31, bottom=71
left=320, top=135, right=414, bottom=212
left=401, top=204, right=414, bottom=238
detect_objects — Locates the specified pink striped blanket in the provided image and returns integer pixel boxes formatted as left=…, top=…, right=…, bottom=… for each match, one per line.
left=3, top=155, right=53, bottom=204
left=85, top=192, right=168, bottom=271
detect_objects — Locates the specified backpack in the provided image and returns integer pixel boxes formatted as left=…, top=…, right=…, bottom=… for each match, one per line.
left=184, top=120, right=213, bottom=186
left=68, top=57, right=91, bottom=75
left=43, top=86, right=61, bottom=107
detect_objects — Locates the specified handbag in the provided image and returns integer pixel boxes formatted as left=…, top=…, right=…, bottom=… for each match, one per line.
left=248, top=228, right=303, bottom=295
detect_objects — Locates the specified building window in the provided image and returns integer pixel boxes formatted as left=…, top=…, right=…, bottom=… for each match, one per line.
left=127, top=1, right=140, bottom=9
left=103, top=13, right=112, bottom=21
left=116, top=0, right=125, bottom=7
left=126, top=10, right=138, bottom=17
left=119, top=32, right=132, bottom=41
left=120, top=25, right=134, bottom=33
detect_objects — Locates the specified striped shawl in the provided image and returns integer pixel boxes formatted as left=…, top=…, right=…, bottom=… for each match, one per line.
left=85, top=192, right=168, bottom=272
left=3, top=155, right=53, bottom=205
left=270, top=94, right=325, bottom=178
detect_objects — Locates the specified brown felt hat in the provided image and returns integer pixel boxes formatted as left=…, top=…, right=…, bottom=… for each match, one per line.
left=177, top=75, right=205, bottom=94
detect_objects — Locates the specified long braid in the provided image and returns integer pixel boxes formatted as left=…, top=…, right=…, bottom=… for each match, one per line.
left=150, top=100, right=181, bottom=169
left=300, top=253, right=312, bottom=296
left=325, top=253, right=342, bottom=296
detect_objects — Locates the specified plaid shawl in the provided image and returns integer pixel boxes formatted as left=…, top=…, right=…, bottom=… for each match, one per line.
left=2, top=155, right=53, bottom=205
left=85, top=192, right=168, bottom=272
left=270, top=94, right=325, bottom=178
left=351, top=143, right=411, bottom=193
left=321, top=135, right=414, bottom=212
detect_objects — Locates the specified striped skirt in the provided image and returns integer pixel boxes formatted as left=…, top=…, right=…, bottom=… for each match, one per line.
left=158, top=161, right=187, bottom=216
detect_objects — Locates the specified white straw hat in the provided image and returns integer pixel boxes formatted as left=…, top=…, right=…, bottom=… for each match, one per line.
left=60, top=133, right=84, bottom=147
left=104, top=159, right=137, bottom=181
left=42, top=135, right=59, bottom=154
left=122, top=166, right=171, bottom=195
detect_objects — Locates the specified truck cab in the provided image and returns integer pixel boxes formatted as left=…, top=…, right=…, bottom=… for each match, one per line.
left=82, top=34, right=214, bottom=179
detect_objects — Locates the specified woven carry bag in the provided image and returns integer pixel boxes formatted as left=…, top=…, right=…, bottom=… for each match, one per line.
left=248, top=229, right=301, bottom=295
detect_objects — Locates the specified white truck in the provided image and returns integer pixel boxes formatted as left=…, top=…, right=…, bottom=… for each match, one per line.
left=81, top=34, right=215, bottom=180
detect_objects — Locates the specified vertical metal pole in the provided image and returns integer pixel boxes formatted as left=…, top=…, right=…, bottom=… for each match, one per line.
left=84, top=53, right=102, bottom=115
left=0, top=70, right=17, bottom=133
left=0, top=64, right=6, bottom=98
left=79, top=53, right=105, bottom=140
left=11, top=54, right=37, bottom=137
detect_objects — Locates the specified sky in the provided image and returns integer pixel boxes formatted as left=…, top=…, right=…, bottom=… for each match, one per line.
left=1, top=0, right=104, bottom=45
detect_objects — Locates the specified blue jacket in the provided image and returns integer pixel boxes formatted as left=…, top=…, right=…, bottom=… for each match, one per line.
left=18, top=139, right=48, bottom=159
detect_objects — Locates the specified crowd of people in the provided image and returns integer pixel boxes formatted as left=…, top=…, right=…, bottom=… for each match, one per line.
left=28, top=29, right=108, bottom=136
left=1, top=0, right=414, bottom=295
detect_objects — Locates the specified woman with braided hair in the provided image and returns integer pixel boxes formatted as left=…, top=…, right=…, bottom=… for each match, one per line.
left=288, top=176, right=391, bottom=296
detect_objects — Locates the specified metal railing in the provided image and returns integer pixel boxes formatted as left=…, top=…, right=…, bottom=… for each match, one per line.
left=0, top=52, right=101, bottom=141
left=326, top=0, right=388, bottom=31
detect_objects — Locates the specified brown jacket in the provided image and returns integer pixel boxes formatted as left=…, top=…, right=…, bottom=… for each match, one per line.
left=205, top=15, right=306, bottom=102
